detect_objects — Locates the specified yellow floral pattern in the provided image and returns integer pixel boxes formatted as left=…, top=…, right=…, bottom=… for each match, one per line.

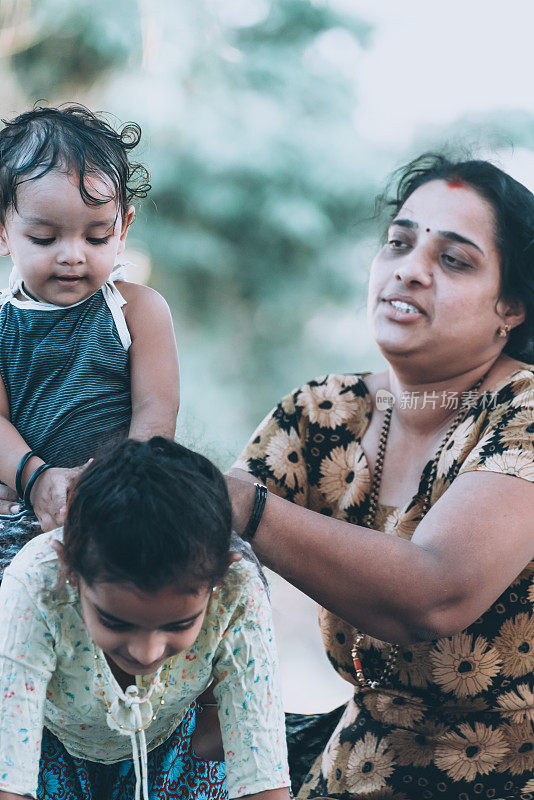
left=239, top=369, right=534, bottom=798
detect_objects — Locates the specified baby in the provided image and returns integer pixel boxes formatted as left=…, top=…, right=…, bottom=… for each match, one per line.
left=0, top=105, right=179, bottom=562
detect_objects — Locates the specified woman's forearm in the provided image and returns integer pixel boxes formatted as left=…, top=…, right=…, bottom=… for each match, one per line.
left=227, top=471, right=444, bottom=643
left=227, top=469, right=532, bottom=644
left=250, top=486, right=443, bottom=643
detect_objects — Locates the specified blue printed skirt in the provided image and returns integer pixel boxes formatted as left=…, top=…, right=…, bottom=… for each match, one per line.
left=37, top=703, right=227, bottom=800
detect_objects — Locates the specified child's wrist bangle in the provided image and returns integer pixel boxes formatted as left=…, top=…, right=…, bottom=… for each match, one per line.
left=23, top=463, right=52, bottom=511
left=242, top=483, right=267, bottom=542
left=15, top=451, right=35, bottom=499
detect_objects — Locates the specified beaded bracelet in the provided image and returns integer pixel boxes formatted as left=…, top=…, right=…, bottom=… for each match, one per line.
left=23, top=463, right=52, bottom=512
left=15, top=451, right=35, bottom=499
left=242, top=483, right=267, bottom=542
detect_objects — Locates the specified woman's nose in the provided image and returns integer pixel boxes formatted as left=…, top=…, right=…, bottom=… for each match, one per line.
left=126, top=632, right=167, bottom=667
left=394, top=246, right=433, bottom=286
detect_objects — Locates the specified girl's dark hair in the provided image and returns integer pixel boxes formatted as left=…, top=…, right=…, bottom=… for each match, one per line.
left=0, top=104, right=150, bottom=222
left=63, top=438, right=232, bottom=592
left=382, top=153, right=534, bottom=363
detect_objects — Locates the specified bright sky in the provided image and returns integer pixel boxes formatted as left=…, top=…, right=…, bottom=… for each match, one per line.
left=335, top=0, right=534, bottom=144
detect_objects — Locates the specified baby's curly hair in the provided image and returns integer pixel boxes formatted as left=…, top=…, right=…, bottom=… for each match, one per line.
left=0, top=103, right=150, bottom=222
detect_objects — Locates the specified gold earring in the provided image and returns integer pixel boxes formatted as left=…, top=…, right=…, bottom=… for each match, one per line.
left=497, top=324, right=511, bottom=338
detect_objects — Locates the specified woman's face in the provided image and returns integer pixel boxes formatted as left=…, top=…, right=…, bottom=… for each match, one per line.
left=367, top=179, right=524, bottom=379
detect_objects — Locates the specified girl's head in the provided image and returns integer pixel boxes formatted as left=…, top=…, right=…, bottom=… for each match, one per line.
left=62, top=437, right=233, bottom=674
left=0, top=104, right=150, bottom=305
left=368, top=154, right=533, bottom=374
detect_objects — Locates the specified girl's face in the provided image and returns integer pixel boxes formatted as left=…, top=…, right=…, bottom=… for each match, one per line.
left=79, top=578, right=213, bottom=675
left=367, top=179, right=525, bottom=379
left=0, top=169, right=134, bottom=305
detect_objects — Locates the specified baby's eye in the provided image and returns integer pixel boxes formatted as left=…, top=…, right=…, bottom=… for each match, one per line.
left=87, top=236, right=110, bottom=245
left=29, top=236, right=55, bottom=246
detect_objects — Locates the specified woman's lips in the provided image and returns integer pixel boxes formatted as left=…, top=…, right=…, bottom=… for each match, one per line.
left=380, top=298, right=427, bottom=321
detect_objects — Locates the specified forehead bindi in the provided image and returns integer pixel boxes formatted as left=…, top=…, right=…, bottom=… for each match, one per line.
left=398, top=180, right=496, bottom=246
left=446, top=178, right=465, bottom=189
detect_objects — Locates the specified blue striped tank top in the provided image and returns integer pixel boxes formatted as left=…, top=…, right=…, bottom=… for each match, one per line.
left=0, top=282, right=131, bottom=468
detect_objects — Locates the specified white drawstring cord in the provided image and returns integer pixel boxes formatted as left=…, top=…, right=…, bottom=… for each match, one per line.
left=107, top=684, right=157, bottom=800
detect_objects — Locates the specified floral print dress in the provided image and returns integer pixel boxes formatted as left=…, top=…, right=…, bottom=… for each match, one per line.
left=236, top=368, right=534, bottom=800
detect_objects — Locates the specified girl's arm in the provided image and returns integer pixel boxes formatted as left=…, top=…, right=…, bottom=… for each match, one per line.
left=243, top=791, right=290, bottom=800
left=0, top=568, right=54, bottom=797
left=0, top=793, right=31, bottom=799
left=212, top=564, right=291, bottom=798
left=119, top=282, right=180, bottom=440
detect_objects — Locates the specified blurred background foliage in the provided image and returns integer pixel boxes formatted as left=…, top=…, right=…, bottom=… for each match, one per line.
left=1, top=0, right=534, bottom=711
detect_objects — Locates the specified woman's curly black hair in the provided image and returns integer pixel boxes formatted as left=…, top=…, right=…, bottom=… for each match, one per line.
left=0, top=103, right=150, bottom=222
left=63, top=438, right=232, bottom=593
left=379, top=153, right=534, bottom=363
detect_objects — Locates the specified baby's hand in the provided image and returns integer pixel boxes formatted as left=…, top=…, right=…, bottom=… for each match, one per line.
left=29, top=463, right=89, bottom=532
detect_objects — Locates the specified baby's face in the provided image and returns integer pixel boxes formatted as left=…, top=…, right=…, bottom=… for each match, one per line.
left=0, top=169, right=134, bottom=305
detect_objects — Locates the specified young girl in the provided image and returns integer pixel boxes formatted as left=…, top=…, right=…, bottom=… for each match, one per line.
left=0, top=437, right=291, bottom=800
left=0, top=105, right=179, bottom=566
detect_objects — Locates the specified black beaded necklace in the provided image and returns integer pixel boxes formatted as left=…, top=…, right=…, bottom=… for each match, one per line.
left=351, top=374, right=486, bottom=689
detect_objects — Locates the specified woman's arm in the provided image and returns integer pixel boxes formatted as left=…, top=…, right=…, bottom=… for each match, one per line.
left=119, top=282, right=180, bottom=440
left=0, top=792, right=31, bottom=799
left=242, top=790, right=291, bottom=800
left=227, top=467, right=534, bottom=644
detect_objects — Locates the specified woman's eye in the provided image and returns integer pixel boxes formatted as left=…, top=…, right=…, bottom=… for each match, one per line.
left=87, top=236, right=110, bottom=245
left=387, top=238, right=409, bottom=251
left=29, top=236, right=55, bottom=246
left=441, top=252, right=472, bottom=270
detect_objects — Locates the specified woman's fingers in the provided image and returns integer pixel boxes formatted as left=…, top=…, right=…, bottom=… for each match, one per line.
left=0, top=483, right=21, bottom=515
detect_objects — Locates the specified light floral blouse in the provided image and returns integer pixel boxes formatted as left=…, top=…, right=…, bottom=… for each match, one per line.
left=0, top=531, right=290, bottom=799
left=237, top=367, right=534, bottom=800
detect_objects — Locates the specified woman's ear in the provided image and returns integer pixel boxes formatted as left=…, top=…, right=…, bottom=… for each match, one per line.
left=497, top=297, right=526, bottom=331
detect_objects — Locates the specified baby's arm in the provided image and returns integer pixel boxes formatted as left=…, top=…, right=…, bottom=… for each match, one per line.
left=119, top=282, right=180, bottom=440
left=0, top=375, right=83, bottom=529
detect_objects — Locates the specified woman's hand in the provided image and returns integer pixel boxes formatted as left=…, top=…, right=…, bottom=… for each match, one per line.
left=0, top=483, right=21, bottom=516
left=29, top=463, right=89, bottom=531
left=225, top=473, right=258, bottom=535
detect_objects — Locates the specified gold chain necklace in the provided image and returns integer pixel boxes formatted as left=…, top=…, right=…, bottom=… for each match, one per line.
left=93, top=645, right=175, bottom=732
left=351, top=375, right=485, bottom=689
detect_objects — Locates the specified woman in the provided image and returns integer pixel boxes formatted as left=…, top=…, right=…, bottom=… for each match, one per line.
left=227, top=155, right=534, bottom=799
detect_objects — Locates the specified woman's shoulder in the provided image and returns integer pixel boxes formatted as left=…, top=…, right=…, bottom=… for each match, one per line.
left=485, top=361, right=534, bottom=410
left=282, top=372, right=372, bottom=426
